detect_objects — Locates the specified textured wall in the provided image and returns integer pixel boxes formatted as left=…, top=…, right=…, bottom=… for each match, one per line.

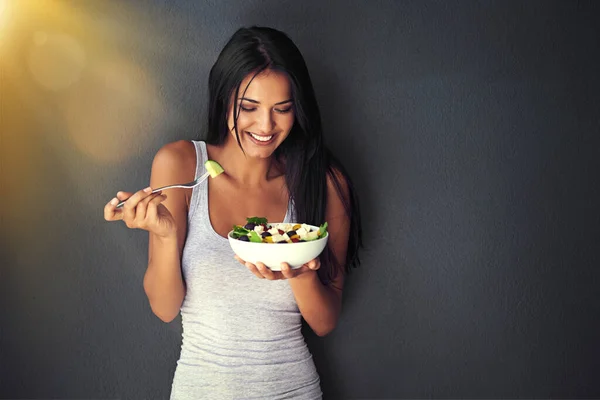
left=1, top=0, right=599, bottom=399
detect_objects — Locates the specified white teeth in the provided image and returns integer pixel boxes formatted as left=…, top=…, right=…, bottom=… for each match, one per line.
left=249, top=132, right=273, bottom=142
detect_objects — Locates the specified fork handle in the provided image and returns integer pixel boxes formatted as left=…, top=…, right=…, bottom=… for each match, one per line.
left=116, top=188, right=163, bottom=208
left=115, top=171, right=210, bottom=208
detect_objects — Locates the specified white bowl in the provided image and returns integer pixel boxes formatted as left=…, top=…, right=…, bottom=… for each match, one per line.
left=227, top=223, right=328, bottom=270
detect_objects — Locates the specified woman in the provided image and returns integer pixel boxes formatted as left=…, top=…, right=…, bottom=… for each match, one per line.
left=104, top=26, right=362, bottom=399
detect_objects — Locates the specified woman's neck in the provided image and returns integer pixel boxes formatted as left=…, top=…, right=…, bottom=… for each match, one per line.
left=212, top=136, right=282, bottom=188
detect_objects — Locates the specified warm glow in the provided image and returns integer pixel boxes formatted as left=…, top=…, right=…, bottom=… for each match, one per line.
left=28, top=32, right=86, bottom=91
left=0, top=0, right=175, bottom=165
left=1, top=0, right=180, bottom=233
left=0, top=0, right=8, bottom=40
left=64, top=60, right=166, bottom=163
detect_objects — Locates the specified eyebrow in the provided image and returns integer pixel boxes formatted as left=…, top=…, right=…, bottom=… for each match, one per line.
left=239, top=97, right=293, bottom=106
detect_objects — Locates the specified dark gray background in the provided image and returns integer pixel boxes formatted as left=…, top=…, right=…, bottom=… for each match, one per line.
left=1, top=0, right=599, bottom=399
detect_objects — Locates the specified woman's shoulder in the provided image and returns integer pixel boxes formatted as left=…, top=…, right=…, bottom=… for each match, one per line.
left=154, top=140, right=196, bottom=161
left=151, top=140, right=197, bottom=180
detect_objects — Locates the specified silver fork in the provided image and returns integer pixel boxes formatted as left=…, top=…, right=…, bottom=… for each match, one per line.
left=116, top=170, right=211, bottom=208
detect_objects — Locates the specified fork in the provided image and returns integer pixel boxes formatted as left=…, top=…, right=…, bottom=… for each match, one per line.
left=116, top=170, right=210, bottom=208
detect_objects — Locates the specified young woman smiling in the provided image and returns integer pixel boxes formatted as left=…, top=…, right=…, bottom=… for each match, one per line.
left=104, top=26, right=362, bottom=399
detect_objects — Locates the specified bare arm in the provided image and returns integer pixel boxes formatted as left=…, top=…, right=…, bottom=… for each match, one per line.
left=287, top=170, right=350, bottom=336
left=104, top=140, right=196, bottom=322
left=143, top=140, right=196, bottom=322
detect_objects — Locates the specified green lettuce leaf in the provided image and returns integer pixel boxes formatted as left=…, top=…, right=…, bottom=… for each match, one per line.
left=318, top=222, right=328, bottom=238
left=232, top=225, right=249, bottom=239
left=249, top=231, right=262, bottom=243
left=246, top=216, right=268, bottom=225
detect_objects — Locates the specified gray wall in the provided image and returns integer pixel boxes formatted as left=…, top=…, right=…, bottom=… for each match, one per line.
left=1, top=0, right=599, bottom=399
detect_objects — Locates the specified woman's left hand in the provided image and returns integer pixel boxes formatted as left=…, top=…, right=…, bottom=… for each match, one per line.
left=234, top=256, right=320, bottom=280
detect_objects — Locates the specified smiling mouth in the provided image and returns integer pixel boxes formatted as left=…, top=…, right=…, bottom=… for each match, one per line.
left=247, top=132, right=275, bottom=143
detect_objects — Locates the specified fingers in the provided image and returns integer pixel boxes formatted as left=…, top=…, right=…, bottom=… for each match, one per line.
left=254, top=262, right=278, bottom=280
left=246, top=261, right=267, bottom=279
left=127, top=192, right=163, bottom=229
left=233, top=255, right=322, bottom=280
left=104, top=197, right=122, bottom=221
left=281, top=258, right=320, bottom=278
left=234, top=255, right=246, bottom=266
left=233, top=256, right=321, bottom=280
left=104, top=187, right=167, bottom=231
left=145, top=192, right=167, bottom=221
left=280, top=263, right=295, bottom=279
left=135, top=191, right=163, bottom=222
left=115, top=191, right=134, bottom=201
left=121, top=187, right=152, bottom=224
left=234, top=256, right=284, bottom=280
left=234, top=255, right=264, bottom=278
left=306, top=258, right=321, bottom=271
left=281, top=263, right=311, bottom=279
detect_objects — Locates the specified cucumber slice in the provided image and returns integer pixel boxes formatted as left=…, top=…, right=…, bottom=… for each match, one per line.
left=248, top=231, right=262, bottom=243
left=204, top=160, right=224, bottom=178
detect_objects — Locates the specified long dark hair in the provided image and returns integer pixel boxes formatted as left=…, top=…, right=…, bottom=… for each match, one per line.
left=204, top=26, right=362, bottom=283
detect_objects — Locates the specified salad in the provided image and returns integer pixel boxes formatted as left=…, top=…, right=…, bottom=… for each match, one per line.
left=231, top=217, right=328, bottom=243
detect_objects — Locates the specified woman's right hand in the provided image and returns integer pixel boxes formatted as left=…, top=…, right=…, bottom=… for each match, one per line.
left=104, top=186, right=176, bottom=238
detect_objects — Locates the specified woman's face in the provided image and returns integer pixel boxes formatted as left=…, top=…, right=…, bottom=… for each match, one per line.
left=227, top=69, right=295, bottom=159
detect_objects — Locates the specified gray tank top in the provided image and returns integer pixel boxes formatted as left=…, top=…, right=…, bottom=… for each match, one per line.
left=170, top=141, right=322, bottom=399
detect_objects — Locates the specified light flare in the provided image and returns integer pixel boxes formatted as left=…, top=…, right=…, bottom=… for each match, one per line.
left=63, top=60, right=166, bottom=164
left=28, top=32, right=86, bottom=91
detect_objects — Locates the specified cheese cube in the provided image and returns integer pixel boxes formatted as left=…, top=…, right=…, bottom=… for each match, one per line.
left=270, top=234, right=284, bottom=243
left=296, top=227, right=308, bottom=237
left=278, top=223, right=292, bottom=232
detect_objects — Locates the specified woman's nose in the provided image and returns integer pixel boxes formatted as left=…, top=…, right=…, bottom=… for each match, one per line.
left=256, top=110, right=274, bottom=133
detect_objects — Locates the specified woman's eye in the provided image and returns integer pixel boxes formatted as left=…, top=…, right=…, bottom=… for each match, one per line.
left=275, top=107, right=293, bottom=114
left=240, top=105, right=256, bottom=112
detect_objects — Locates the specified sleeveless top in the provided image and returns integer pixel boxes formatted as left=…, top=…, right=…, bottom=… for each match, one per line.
left=170, top=141, right=322, bottom=399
